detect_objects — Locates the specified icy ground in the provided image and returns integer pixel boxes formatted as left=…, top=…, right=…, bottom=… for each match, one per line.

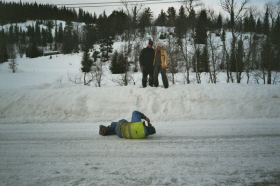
left=1, top=120, right=280, bottom=186
left=0, top=53, right=280, bottom=185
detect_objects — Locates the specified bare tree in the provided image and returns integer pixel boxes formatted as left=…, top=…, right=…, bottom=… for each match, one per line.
left=183, top=0, right=204, bottom=84
left=177, top=37, right=191, bottom=84
left=132, top=41, right=142, bottom=72
left=8, top=45, right=17, bottom=73
left=67, top=73, right=83, bottom=84
left=121, top=0, right=143, bottom=56
left=111, top=72, right=137, bottom=86
left=207, top=32, right=222, bottom=83
left=243, top=7, right=261, bottom=84
left=120, top=0, right=144, bottom=86
left=205, top=8, right=222, bottom=83
left=147, top=26, right=157, bottom=42
left=166, top=32, right=180, bottom=85
left=220, top=0, right=249, bottom=83
left=91, top=60, right=103, bottom=87
left=184, top=0, right=203, bottom=34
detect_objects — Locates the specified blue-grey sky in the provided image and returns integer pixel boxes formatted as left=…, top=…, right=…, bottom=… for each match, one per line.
left=4, top=0, right=279, bottom=17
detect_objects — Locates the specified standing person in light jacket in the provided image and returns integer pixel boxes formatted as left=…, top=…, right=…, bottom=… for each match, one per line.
left=139, top=40, right=155, bottom=88
left=99, top=111, right=156, bottom=139
left=153, top=42, right=169, bottom=88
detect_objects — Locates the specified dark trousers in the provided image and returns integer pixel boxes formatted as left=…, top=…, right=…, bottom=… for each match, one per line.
left=154, top=66, right=169, bottom=88
left=142, top=67, right=154, bottom=87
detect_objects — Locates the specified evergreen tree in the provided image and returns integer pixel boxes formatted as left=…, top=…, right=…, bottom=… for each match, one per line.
left=215, top=13, right=223, bottom=32
left=108, top=10, right=128, bottom=35
left=236, top=39, right=244, bottom=72
left=166, top=7, right=176, bottom=27
left=243, top=15, right=250, bottom=32
left=139, top=7, right=153, bottom=35
left=26, top=40, right=42, bottom=58
left=0, top=30, right=8, bottom=63
left=263, top=7, right=270, bottom=35
left=230, top=36, right=237, bottom=72
left=78, top=8, right=84, bottom=22
left=62, top=21, right=75, bottom=54
left=57, top=23, right=64, bottom=43
left=155, top=10, right=167, bottom=26
left=195, top=10, right=208, bottom=44
left=271, top=15, right=280, bottom=51
left=81, top=44, right=93, bottom=85
left=175, top=6, right=188, bottom=40
left=41, top=28, right=47, bottom=47
left=47, top=28, right=53, bottom=47
left=97, top=11, right=114, bottom=61
left=0, top=43, right=8, bottom=63
left=201, top=45, right=209, bottom=72
left=248, top=13, right=256, bottom=32
left=110, top=50, right=119, bottom=74
left=109, top=50, right=128, bottom=74
left=256, top=18, right=263, bottom=34
left=117, top=52, right=128, bottom=74
left=99, top=37, right=114, bottom=62
left=83, top=24, right=97, bottom=49
left=261, top=37, right=273, bottom=84
left=235, top=38, right=244, bottom=83
left=34, top=21, right=41, bottom=46
left=187, top=8, right=197, bottom=33
left=271, top=15, right=280, bottom=71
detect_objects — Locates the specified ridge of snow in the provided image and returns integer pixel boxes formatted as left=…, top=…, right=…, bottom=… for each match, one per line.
left=0, top=83, right=279, bottom=124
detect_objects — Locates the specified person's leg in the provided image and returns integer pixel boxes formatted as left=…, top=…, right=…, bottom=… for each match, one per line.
left=153, top=66, right=160, bottom=87
left=100, top=121, right=118, bottom=136
left=161, top=68, right=169, bottom=88
left=148, top=68, right=154, bottom=87
left=108, top=122, right=118, bottom=134
left=115, top=119, right=128, bottom=138
left=142, top=68, right=148, bottom=88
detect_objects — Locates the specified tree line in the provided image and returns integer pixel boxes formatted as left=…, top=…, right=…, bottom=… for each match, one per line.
left=0, top=1, right=96, bottom=24
left=0, top=0, right=279, bottom=85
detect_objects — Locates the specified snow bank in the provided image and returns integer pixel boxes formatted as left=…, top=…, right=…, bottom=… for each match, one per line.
left=0, top=83, right=279, bottom=124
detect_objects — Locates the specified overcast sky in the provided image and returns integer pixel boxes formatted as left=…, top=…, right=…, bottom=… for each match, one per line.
left=4, top=0, right=280, bottom=17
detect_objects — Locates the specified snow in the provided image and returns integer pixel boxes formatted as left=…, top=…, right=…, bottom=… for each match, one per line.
left=1, top=120, right=280, bottom=185
left=1, top=52, right=280, bottom=185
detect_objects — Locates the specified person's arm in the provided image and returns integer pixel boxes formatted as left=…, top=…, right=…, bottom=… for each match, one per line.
left=131, top=110, right=151, bottom=123
left=139, top=49, right=144, bottom=67
left=164, top=50, right=168, bottom=68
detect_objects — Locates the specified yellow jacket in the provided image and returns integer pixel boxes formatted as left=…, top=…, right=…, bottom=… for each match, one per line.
left=153, top=49, right=168, bottom=68
left=120, top=122, right=147, bottom=139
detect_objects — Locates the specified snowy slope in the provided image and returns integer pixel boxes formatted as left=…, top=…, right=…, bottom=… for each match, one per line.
left=1, top=50, right=280, bottom=186
left=0, top=82, right=280, bottom=124
left=0, top=54, right=280, bottom=123
left=0, top=53, right=280, bottom=124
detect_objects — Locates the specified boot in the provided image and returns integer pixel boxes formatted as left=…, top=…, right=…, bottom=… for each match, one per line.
left=99, top=125, right=110, bottom=136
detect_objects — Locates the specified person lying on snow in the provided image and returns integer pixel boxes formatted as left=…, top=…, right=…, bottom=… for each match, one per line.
left=99, top=111, right=156, bottom=139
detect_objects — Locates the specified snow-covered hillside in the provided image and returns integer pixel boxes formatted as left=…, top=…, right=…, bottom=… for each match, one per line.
left=0, top=53, right=279, bottom=124
left=1, top=50, right=280, bottom=186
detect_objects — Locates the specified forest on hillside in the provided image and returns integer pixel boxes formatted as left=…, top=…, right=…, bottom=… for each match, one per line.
left=0, top=0, right=280, bottom=84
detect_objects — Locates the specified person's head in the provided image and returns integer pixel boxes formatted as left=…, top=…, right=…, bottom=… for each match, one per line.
left=147, top=126, right=156, bottom=135
left=148, top=40, right=153, bottom=48
left=156, top=42, right=162, bottom=50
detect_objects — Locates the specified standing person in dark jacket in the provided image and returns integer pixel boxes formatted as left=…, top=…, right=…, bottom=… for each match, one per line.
left=139, top=40, right=155, bottom=88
